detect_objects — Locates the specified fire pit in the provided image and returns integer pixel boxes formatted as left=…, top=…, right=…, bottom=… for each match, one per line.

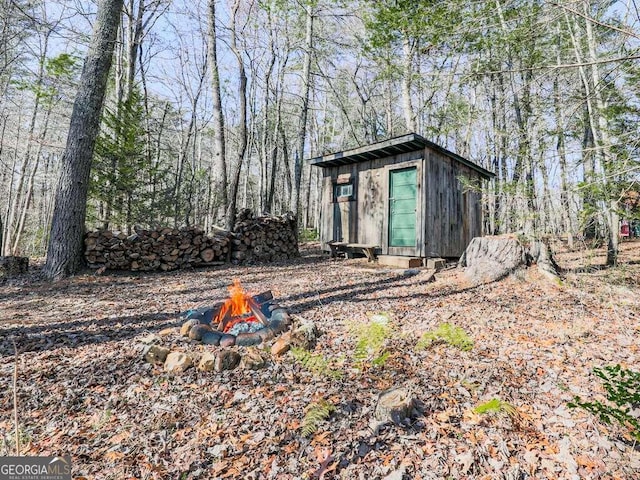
left=179, top=280, right=290, bottom=347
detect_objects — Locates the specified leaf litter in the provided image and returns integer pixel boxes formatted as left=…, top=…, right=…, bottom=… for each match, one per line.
left=1, top=241, right=640, bottom=479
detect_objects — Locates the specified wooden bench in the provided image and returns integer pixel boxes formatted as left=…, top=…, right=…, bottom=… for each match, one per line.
left=327, top=241, right=348, bottom=259
left=327, top=242, right=378, bottom=262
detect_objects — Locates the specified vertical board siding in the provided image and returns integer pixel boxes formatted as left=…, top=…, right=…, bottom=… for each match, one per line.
left=318, top=147, right=484, bottom=258
left=423, top=149, right=483, bottom=257
left=359, top=167, right=385, bottom=248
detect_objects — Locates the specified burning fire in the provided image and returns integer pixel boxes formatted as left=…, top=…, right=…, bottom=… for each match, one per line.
left=221, top=279, right=251, bottom=317
left=215, top=279, right=261, bottom=333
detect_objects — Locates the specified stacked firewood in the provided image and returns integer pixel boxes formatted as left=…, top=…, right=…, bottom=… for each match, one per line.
left=230, top=210, right=299, bottom=263
left=84, top=226, right=231, bottom=271
left=84, top=212, right=298, bottom=271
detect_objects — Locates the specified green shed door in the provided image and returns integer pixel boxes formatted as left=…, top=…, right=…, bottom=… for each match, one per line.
left=389, top=167, right=417, bottom=247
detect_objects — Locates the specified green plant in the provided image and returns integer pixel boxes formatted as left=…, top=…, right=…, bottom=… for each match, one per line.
left=474, top=398, right=518, bottom=417
left=416, top=323, right=473, bottom=351
left=350, top=313, right=392, bottom=368
left=301, top=400, right=336, bottom=437
left=298, top=228, right=319, bottom=242
left=92, top=408, right=113, bottom=430
left=568, top=365, right=640, bottom=441
left=0, top=428, right=31, bottom=456
left=290, top=347, right=343, bottom=379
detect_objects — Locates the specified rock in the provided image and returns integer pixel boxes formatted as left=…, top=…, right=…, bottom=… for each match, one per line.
left=164, top=352, right=193, bottom=373
left=144, top=345, right=171, bottom=364
left=182, top=305, right=222, bottom=325
left=235, top=331, right=263, bottom=347
left=189, top=324, right=213, bottom=341
left=241, top=348, right=266, bottom=370
left=220, top=334, right=236, bottom=347
left=290, top=321, right=319, bottom=350
left=139, top=333, right=162, bottom=345
left=201, top=331, right=222, bottom=346
left=214, top=350, right=241, bottom=372
left=198, top=352, right=217, bottom=372
left=271, top=332, right=291, bottom=356
left=159, top=327, right=178, bottom=337
left=269, top=308, right=292, bottom=334
left=180, top=319, right=200, bottom=337
left=257, top=327, right=275, bottom=343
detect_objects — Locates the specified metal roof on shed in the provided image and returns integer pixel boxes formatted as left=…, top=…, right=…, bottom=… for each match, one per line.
left=307, top=133, right=495, bottom=180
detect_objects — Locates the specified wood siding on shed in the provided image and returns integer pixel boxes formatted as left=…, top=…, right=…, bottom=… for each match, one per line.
left=318, top=146, right=484, bottom=258
left=423, top=149, right=482, bottom=257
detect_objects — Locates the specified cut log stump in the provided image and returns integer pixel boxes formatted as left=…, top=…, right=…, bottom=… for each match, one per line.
left=374, top=386, right=417, bottom=426
left=0, top=256, right=29, bottom=277
left=459, top=235, right=560, bottom=285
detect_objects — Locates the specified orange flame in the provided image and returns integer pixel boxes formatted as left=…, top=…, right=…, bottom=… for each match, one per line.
left=215, top=279, right=261, bottom=333
left=222, top=279, right=251, bottom=317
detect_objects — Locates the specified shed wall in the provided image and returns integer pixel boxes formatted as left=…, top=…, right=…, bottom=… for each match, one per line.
left=320, top=151, right=423, bottom=253
left=423, top=149, right=483, bottom=257
left=318, top=147, right=484, bottom=258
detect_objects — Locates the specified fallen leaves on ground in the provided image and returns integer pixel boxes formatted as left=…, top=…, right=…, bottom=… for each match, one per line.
left=1, top=241, right=640, bottom=479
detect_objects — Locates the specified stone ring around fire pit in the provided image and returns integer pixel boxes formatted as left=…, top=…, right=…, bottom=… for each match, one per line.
left=179, top=290, right=290, bottom=347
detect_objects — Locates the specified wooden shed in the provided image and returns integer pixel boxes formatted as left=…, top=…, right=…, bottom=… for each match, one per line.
left=308, top=133, right=495, bottom=262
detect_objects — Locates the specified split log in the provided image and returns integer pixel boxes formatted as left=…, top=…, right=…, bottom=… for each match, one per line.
left=459, top=235, right=560, bottom=285
left=200, top=248, right=215, bottom=262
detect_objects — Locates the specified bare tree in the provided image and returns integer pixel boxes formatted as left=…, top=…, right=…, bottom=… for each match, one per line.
left=224, top=0, right=249, bottom=231
left=290, top=1, right=314, bottom=219
left=207, top=0, right=228, bottom=227
left=44, top=0, right=124, bottom=278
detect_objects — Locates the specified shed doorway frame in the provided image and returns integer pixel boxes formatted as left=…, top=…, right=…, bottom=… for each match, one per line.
left=383, top=160, right=423, bottom=257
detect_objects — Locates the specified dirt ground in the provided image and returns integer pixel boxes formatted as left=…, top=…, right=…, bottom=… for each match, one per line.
left=1, top=240, right=639, bottom=479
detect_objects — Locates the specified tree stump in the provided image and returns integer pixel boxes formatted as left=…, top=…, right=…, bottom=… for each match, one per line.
left=459, top=235, right=560, bottom=285
left=0, top=256, right=29, bottom=278
left=374, top=386, right=417, bottom=425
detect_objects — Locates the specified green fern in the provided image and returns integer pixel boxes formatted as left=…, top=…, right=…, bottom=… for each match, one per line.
left=416, top=323, right=473, bottom=351
left=350, top=313, right=392, bottom=368
left=568, top=365, right=640, bottom=441
left=290, top=347, right=343, bottom=379
left=474, top=398, right=519, bottom=421
left=301, top=400, right=336, bottom=437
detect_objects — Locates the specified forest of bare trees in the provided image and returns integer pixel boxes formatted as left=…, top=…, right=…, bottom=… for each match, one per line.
left=1, top=0, right=638, bottom=271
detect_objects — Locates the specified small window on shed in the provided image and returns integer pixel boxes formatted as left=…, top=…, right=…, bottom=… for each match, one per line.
left=335, top=183, right=353, bottom=199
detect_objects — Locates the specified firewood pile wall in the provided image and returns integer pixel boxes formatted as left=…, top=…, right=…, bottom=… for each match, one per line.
left=84, top=211, right=298, bottom=271
left=84, top=227, right=232, bottom=271
left=230, top=210, right=298, bottom=263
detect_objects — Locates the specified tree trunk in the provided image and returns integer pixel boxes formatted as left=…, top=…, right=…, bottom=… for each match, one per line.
left=400, top=36, right=416, bottom=132
left=553, top=72, right=574, bottom=248
left=44, top=0, right=124, bottom=279
left=566, top=10, right=601, bottom=242
left=459, top=235, right=559, bottom=285
left=5, top=32, right=49, bottom=255
left=207, top=0, right=228, bottom=225
left=290, top=2, right=313, bottom=219
left=583, top=5, right=617, bottom=265
left=12, top=103, right=53, bottom=254
left=225, top=0, right=248, bottom=232
left=606, top=201, right=619, bottom=266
